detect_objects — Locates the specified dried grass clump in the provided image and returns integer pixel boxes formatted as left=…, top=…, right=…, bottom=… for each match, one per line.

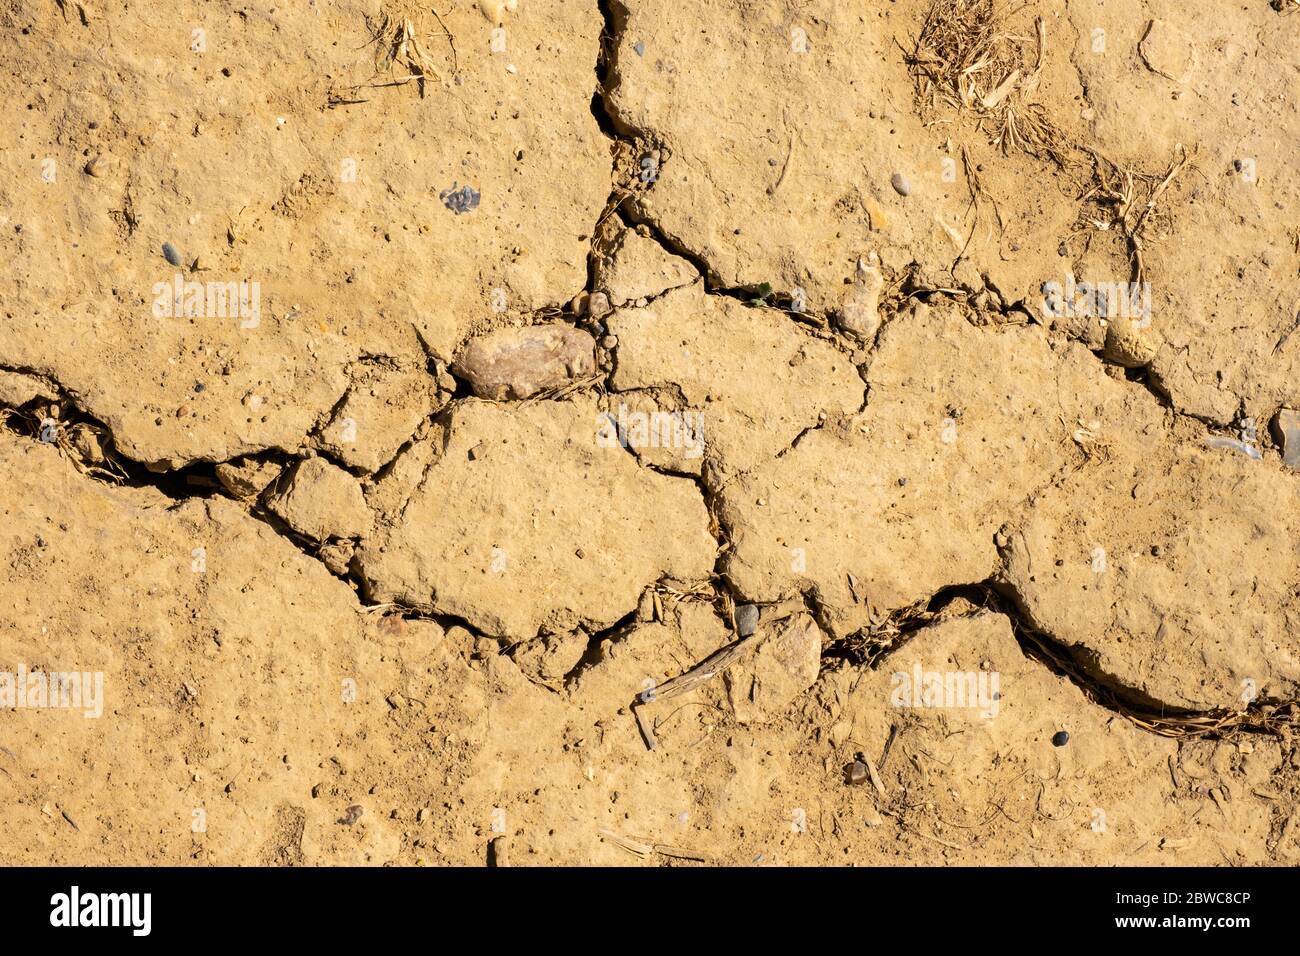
left=907, top=0, right=1070, bottom=164
left=909, top=0, right=1195, bottom=272
left=0, top=405, right=127, bottom=481
left=364, top=4, right=458, bottom=97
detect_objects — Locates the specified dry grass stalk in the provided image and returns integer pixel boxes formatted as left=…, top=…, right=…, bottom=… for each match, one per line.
left=521, top=372, right=605, bottom=404
left=1077, top=143, right=1190, bottom=285
left=652, top=578, right=716, bottom=602
left=838, top=600, right=949, bottom=667
left=597, top=829, right=711, bottom=862
left=631, top=622, right=764, bottom=749
left=644, top=631, right=764, bottom=705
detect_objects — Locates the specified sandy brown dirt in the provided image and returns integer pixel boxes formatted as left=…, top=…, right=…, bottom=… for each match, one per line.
left=2, top=0, right=1299, bottom=866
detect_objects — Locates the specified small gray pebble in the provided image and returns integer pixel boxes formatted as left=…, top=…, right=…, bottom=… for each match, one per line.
left=440, top=183, right=481, bottom=215
left=890, top=172, right=911, bottom=197
left=162, top=242, right=182, bottom=266
left=633, top=40, right=645, bottom=57
left=736, top=604, right=759, bottom=637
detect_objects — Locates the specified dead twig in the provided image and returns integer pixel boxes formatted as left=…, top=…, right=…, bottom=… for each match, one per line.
left=598, top=829, right=711, bottom=862
left=631, top=630, right=766, bottom=750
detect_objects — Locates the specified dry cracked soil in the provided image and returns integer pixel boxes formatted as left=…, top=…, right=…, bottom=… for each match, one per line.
left=2, top=0, right=1300, bottom=867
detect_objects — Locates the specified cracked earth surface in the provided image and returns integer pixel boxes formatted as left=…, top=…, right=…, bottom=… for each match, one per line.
left=2, top=0, right=1300, bottom=865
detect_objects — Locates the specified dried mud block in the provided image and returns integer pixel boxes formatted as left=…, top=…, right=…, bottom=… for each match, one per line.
left=1273, top=409, right=1300, bottom=471
left=0, top=431, right=412, bottom=864
left=999, top=421, right=1300, bottom=710
left=717, top=301, right=1147, bottom=638
left=725, top=613, right=822, bottom=724
left=363, top=432, right=440, bottom=522
left=318, top=539, right=355, bottom=576
left=513, top=629, right=590, bottom=687
left=569, top=621, right=676, bottom=711
left=597, top=388, right=706, bottom=478
left=808, top=613, right=1251, bottom=863
left=315, top=365, right=437, bottom=473
left=596, top=226, right=699, bottom=306
left=355, top=398, right=715, bottom=640
left=608, top=284, right=862, bottom=477
left=570, top=608, right=730, bottom=716
left=869, top=613, right=1162, bottom=779
left=1074, top=6, right=1300, bottom=426
left=452, top=324, right=597, bottom=400
left=605, top=0, right=1065, bottom=316
left=675, top=601, right=734, bottom=661
left=0, top=369, right=58, bottom=408
left=265, top=457, right=372, bottom=542
left=215, top=455, right=282, bottom=500
left=0, top=1, right=606, bottom=464
left=1139, top=19, right=1198, bottom=85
